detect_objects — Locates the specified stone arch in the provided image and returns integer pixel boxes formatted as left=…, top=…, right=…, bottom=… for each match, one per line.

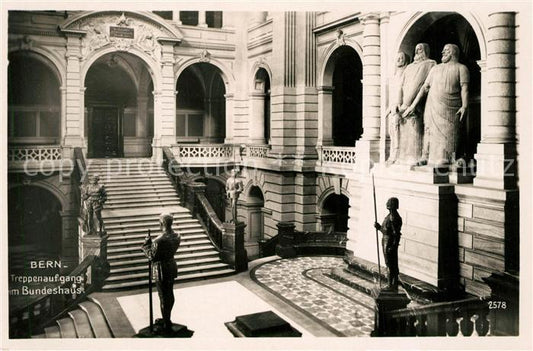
left=175, top=57, right=235, bottom=95
left=317, top=185, right=351, bottom=213
left=395, top=11, right=487, bottom=60
left=249, top=60, right=273, bottom=92
left=8, top=181, right=69, bottom=211
left=317, top=187, right=351, bottom=233
left=81, top=46, right=161, bottom=91
left=8, top=48, right=65, bottom=86
left=319, top=38, right=363, bottom=86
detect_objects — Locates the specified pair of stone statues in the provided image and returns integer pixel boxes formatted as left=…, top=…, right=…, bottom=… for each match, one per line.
left=387, top=43, right=470, bottom=167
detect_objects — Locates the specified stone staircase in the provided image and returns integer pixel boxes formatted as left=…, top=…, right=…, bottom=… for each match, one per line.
left=32, top=293, right=136, bottom=338
left=86, top=158, right=235, bottom=290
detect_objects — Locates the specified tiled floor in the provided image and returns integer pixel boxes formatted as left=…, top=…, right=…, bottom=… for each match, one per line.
left=251, top=256, right=375, bottom=336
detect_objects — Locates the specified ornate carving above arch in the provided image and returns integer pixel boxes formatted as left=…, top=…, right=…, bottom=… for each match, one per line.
left=60, top=11, right=183, bottom=64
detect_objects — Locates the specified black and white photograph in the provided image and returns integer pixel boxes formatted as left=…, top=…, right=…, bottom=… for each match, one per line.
left=1, top=1, right=531, bottom=350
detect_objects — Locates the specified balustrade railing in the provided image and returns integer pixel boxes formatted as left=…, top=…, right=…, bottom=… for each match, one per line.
left=196, top=192, right=224, bottom=250
left=171, top=144, right=236, bottom=165
left=383, top=297, right=490, bottom=337
left=8, top=145, right=62, bottom=162
left=9, top=255, right=104, bottom=338
left=317, top=145, right=357, bottom=165
left=243, top=144, right=270, bottom=159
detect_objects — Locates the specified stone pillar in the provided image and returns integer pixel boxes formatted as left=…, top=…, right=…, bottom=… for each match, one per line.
left=249, top=92, right=266, bottom=144
left=221, top=222, right=248, bottom=272
left=198, top=11, right=207, bottom=28
left=355, top=13, right=381, bottom=172
left=60, top=86, right=67, bottom=144
left=155, top=38, right=181, bottom=164
left=224, top=93, right=235, bottom=144
left=379, top=13, right=390, bottom=164
left=474, top=12, right=517, bottom=190
left=483, top=272, right=519, bottom=336
left=172, top=10, right=182, bottom=25
left=137, top=96, right=149, bottom=137
left=317, top=86, right=334, bottom=146
left=274, top=222, right=297, bottom=258
left=62, top=30, right=85, bottom=148
left=371, top=288, right=411, bottom=337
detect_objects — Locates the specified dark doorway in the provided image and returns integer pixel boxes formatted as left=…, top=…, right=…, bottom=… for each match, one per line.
left=321, top=194, right=350, bottom=233
left=88, top=106, right=123, bottom=158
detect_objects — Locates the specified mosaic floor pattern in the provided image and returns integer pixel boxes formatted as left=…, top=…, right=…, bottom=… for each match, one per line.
left=252, top=256, right=375, bottom=337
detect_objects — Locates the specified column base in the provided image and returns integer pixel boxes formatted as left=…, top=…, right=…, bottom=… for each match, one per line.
left=473, top=143, right=517, bottom=189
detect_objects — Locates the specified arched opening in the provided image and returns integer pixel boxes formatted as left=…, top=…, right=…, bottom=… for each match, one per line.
left=8, top=53, right=61, bottom=144
left=247, top=186, right=265, bottom=240
left=330, top=46, right=363, bottom=146
left=8, top=186, right=62, bottom=278
left=176, top=63, right=226, bottom=143
left=197, top=178, right=226, bottom=222
left=399, top=13, right=481, bottom=162
left=321, top=193, right=349, bottom=233
left=85, top=52, right=154, bottom=158
left=251, top=68, right=271, bottom=144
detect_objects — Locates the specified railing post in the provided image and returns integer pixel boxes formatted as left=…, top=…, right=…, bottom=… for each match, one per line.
left=275, top=222, right=297, bottom=258
left=221, top=222, right=248, bottom=272
left=483, top=272, right=519, bottom=336
left=371, top=289, right=411, bottom=336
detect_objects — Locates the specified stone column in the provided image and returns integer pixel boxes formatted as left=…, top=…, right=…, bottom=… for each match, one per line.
left=224, top=93, right=235, bottom=144
left=317, top=86, right=334, bottom=146
left=474, top=12, right=517, bottom=189
left=172, top=10, right=182, bottom=25
left=60, top=86, right=67, bottom=144
left=137, top=96, right=149, bottom=137
left=379, top=13, right=390, bottom=164
left=198, top=11, right=207, bottom=28
left=62, top=30, right=85, bottom=149
left=355, top=13, right=381, bottom=172
left=154, top=38, right=180, bottom=164
left=249, top=92, right=266, bottom=144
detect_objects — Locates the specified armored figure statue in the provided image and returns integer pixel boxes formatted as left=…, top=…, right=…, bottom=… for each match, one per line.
left=81, top=174, right=107, bottom=235
left=225, top=169, right=244, bottom=223
left=386, top=51, right=409, bottom=164
left=396, top=43, right=436, bottom=165
left=403, top=43, right=469, bottom=166
left=142, top=212, right=181, bottom=333
left=374, top=197, right=402, bottom=291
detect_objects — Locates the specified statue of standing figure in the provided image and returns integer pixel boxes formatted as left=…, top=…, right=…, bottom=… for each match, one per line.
left=403, top=43, right=469, bottom=166
left=81, top=174, right=107, bottom=235
left=394, top=43, right=436, bottom=166
left=386, top=52, right=409, bottom=164
left=226, top=169, right=244, bottom=223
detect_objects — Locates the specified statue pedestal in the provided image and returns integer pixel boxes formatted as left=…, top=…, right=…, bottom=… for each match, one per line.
left=371, top=288, right=411, bottom=336
left=136, top=319, right=194, bottom=338
left=351, top=165, right=459, bottom=290
left=79, top=228, right=110, bottom=284
left=221, top=222, right=248, bottom=272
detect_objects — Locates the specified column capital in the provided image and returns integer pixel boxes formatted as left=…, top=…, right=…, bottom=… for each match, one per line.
left=360, top=12, right=380, bottom=25
left=476, top=59, right=487, bottom=70
left=379, top=12, right=391, bottom=23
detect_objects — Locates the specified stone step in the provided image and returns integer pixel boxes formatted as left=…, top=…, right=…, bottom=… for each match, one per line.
left=103, top=212, right=191, bottom=224
left=109, top=251, right=219, bottom=268
left=105, top=191, right=178, bottom=201
left=107, top=234, right=207, bottom=248
left=106, top=262, right=231, bottom=282
left=106, top=218, right=196, bottom=230
left=107, top=224, right=202, bottom=236
left=107, top=195, right=179, bottom=206
left=68, top=309, right=95, bottom=338
left=88, top=294, right=136, bottom=338
left=107, top=245, right=217, bottom=261
left=56, top=317, right=77, bottom=338
left=44, top=325, right=60, bottom=338
left=102, top=268, right=236, bottom=290
left=106, top=185, right=176, bottom=194
left=107, top=239, right=212, bottom=254
left=101, top=177, right=170, bottom=185
left=106, top=201, right=178, bottom=209
left=109, top=257, right=224, bottom=275
left=78, top=301, right=112, bottom=338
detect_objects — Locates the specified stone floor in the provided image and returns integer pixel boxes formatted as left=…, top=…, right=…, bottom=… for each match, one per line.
left=251, top=256, right=375, bottom=336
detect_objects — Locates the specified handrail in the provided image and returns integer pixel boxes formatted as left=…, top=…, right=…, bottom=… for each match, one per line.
left=9, top=255, right=103, bottom=338
left=73, top=147, right=86, bottom=217
left=195, top=192, right=225, bottom=250
left=382, top=296, right=490, bottom=337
